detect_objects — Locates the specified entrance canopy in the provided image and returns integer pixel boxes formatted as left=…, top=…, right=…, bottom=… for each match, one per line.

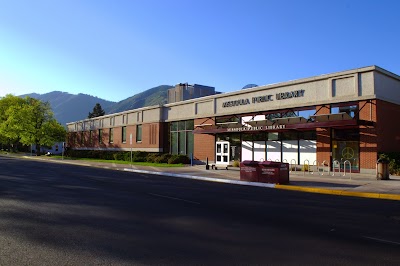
left=193, top=115, right=366, bottom=134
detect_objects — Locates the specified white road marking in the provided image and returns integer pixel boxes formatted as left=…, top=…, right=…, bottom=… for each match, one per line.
left=363, top=236, right=400, bottom=245
left=148, top=193, right=200, bottom=205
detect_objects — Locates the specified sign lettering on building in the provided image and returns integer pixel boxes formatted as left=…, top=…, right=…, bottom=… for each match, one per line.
left=222, top=89, right=305, bottom=108
left=226, top=124, right=286, bottom=132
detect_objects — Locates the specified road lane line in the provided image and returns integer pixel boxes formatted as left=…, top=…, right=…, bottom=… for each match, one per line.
left=363, top=236, right=400, bottom=245
left=148, top=193, right=200, bottom=205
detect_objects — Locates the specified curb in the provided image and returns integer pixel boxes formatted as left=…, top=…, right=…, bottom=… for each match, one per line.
left=275, top=184, right=400, bottom=201
left=124, top=169, right=400, bottom=201
left=123, top=168, right=276, bottom=188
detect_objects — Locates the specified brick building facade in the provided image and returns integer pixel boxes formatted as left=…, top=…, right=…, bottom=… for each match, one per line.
left=67, top=66, right=400, bottom=174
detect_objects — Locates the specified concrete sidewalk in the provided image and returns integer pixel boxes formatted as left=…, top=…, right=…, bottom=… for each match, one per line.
left=3, top=153, right=400, bottom=201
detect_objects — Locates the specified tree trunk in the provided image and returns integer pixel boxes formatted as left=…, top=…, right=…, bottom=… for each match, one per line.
left=36, top=143, right=41, bottom=156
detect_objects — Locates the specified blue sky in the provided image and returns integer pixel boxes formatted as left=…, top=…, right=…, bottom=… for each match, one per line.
left=0, top=0, right=399, bottom=102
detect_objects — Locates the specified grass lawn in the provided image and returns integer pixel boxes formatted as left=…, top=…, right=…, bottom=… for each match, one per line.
left=51, top=156, right=184, bottom=167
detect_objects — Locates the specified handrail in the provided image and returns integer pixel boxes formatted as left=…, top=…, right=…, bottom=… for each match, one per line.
left=343, top=160, right=352, bottom=179
left=303, top=159, right=310, bottom=176
left=332, top=160, right=340, bottom=176
left=275, top=159, right=280, bottom=162
left=312, top=160, right=319, bottom=175
left=290, top=159, right=297, bottom=173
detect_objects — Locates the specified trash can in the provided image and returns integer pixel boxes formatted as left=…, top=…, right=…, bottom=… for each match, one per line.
left=240, top=160, right=261, bottom=182
left=259, top=161, right=290, bottom=184
left=376, top=158, right=390, bottom=180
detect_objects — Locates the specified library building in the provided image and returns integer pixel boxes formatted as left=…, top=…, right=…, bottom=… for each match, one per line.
left=66, top=66, right=400, bottom=174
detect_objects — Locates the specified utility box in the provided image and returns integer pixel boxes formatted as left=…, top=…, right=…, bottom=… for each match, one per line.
left=240, top=161, right=261, bottom=182
left=259, top=161, right=289, bottom=184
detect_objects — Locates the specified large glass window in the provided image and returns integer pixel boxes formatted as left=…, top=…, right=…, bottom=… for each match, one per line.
left=109, top=128, right=114, bottom=143
left=122, top=126, right=127, bottom=143
left=136, top=125, right=142, bottom=142
left=89, top=130, right=93, bottom=146
left=170, top=120, right=194, bottom=155
left=98, top=129, right=103, bottom=144
left=332, top=129, right=359, bottom=171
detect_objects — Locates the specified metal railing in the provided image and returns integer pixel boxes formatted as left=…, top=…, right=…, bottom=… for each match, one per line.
left=303, top=160, right=310, bottom=176
left=343, top=160, right=352, bottom=179
left=290, top=159, right=297, bottom=173
left=332, top=160, right=340, bottom=176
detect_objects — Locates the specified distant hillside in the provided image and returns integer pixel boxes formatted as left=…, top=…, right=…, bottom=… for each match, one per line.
left=107, top=85, right=173, bottom=113
left=20, top=91, right=115, bottom=125
left=20, top=85, right=174, bottom=125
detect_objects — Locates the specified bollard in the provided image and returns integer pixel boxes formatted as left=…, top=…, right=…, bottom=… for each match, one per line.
left=206, top=157, right=210, bottom=170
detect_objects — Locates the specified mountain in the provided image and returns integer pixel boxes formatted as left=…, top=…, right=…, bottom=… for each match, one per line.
left=107, top=85, right=173, bottom=114
left=21, top=85, right=173, bottom=125
left=20, top=91, right=116, bottom=125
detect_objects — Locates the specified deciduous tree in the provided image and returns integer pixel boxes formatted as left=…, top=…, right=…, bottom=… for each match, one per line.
left=0, top=96, right=67, bottom=155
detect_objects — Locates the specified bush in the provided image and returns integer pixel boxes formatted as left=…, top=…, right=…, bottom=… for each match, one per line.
left=168, top=154, right=190, bottom=164
left=113, top=152, right=126, bottom=161
left=379, top=153, right=400, bottom=175
left=232, top=160, right=240, bottom=167
left=153, top=153, right=172, bottom=163
left=132, top=151, right=148, bottom=162
left=146, top=153, right=159, bottom=163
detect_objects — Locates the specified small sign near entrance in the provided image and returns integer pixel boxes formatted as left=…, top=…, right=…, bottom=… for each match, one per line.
left=130, top=133, right=133, bottom=145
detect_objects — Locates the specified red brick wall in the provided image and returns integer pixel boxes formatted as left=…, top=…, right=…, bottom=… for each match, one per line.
left=194, top=118, right=215, bottom=161
left=68, top=122, right=164, bottom=151
left=359, top=100, right=378, bottom=169
left=376, top=99, right=400, bottom=152
left=316, top=105, right=331, bottom=164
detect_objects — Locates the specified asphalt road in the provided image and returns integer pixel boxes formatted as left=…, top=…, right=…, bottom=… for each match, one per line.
left=0, top=156, right=400, bottom=265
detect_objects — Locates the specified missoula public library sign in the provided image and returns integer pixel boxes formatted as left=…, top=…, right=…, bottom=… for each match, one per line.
left=221, top=89, right=305, bottom=108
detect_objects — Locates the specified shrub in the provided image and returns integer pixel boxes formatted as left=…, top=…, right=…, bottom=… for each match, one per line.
left=379, top=153, right=400, bottom=175
left=113, top=152, right=126, bottom=161
left=168, top=154, right=190, bottom=164
left=152, top=153, right=171, bottom=163
left=132, top=151, right=148, bottom=162
left=232, top=160, right=240, bottom=167
left=146, top=153, right=159, bottom=163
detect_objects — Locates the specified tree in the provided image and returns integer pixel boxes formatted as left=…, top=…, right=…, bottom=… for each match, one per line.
left=88, top=103, right=105, bottom=118
left=0, top=95, right=26, bottom=151
left=0, top=96, right=67, bottom=155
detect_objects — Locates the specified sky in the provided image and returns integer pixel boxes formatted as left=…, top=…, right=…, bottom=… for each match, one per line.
left=0, top=0, right=399, bottom=102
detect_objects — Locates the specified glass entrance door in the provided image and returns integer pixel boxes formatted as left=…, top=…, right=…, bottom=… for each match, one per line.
left=332, top=140, right=359, bottom=171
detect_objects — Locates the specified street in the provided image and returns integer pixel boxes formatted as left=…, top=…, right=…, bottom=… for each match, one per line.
left=0, top=156, right=400, bottom=265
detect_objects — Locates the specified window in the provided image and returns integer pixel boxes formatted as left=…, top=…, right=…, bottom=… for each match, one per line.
left=169, top=120, right=194, bottom=155
left=331, top=103, right=358, bottom=118
left=80, top=132, right=84, bottom=145
left=109, top=128, right=114, bottom=143
left=98, top=129, right=103, bottom=144
left=122, top=126, right=127, bottom=143
left=89, top=130, right=93, bottom=145
left=136, top=125, right=142, bottom=142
